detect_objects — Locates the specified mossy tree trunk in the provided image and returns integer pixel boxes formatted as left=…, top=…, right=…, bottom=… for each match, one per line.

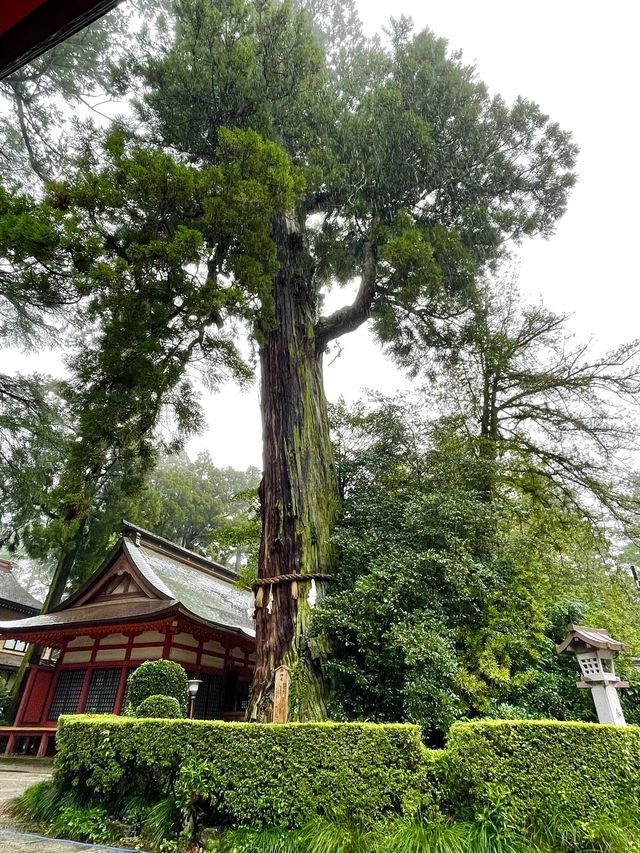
left=249, top=215, right=340, bottom=722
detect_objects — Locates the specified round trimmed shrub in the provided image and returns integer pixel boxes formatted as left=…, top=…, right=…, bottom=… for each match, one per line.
left=135, top=694, right=183, bottom=719
left=127, top=660, right=188, bottom=714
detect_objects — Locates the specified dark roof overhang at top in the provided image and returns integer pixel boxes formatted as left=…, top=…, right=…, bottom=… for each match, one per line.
left=0, top=598, right=41, bottom=617
left=0, top=0, right=123, bottom=80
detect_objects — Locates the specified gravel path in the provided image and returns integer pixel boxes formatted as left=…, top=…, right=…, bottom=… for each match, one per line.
left=0, top=760, right=140, bottom=852
left=0, top=758, right=53, bottom=811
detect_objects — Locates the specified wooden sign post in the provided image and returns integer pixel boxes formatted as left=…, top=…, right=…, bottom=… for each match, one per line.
left=273, top=665, right=291, bottom=724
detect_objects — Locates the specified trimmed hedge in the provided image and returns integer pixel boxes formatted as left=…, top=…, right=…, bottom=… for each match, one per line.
left=54, top=716, right=429, bottom=828
left=135, top=694, right=183, bottom=719
left=445, top=719, right=640, bottom=830
left=126, top=660, right=188, bottom=714
left=53, top=716, right=640, bottom=839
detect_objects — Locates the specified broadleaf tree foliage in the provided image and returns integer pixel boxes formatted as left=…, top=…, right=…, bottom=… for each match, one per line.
left=318, top=388, right=640, bottom=743
left=1, top=0, right=578, bottom=719
left=316, top=280, right=640, bottom=740
left=436, top=276, right=640, bottom=521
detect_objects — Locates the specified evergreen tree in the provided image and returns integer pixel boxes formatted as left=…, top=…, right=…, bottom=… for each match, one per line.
left=134, top=0, right=577, bottom=718
left=2, top=124, right=296, bottom=709
left=134, top=451, right=260, bottom=564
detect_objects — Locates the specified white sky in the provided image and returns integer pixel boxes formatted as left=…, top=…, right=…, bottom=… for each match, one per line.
left=5, top=0, right=640, bottom=470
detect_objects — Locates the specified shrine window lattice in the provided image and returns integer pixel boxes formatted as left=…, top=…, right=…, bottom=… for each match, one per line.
left=191, top=672, right=223, bottom=720
left=48, top=669, right=85, bottom=720
left=84, top=668, right=121, bottom=714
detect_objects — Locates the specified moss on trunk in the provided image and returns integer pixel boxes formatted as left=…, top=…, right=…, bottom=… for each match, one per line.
left=249, top=215, right=339, bottom=721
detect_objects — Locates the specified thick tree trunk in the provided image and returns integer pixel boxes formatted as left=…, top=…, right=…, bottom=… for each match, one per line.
left=249, top=215, right=339, bottom=722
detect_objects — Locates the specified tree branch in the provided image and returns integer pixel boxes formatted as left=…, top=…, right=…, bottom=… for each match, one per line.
left=315, top=241, right=377, bottom=350
left=11, top=85, right=48, bottom=183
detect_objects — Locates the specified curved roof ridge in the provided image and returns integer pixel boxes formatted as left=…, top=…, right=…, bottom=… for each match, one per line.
left=122, top=520, right=236, bottom=582
left=123, top=538, right=174, bottom=598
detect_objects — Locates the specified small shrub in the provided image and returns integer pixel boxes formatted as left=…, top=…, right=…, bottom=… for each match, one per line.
left=386, top=812, right=471, bottom=853
left=11, top=779, right=94, bottom=826
left=50, top=806, right=116, bottom=845
left=126, top=660, right=188, bottom=714
left=12, top=780, right=63, bottom=823
left=217, top=825, right=303, bottom=853
left=136, top=694, right=183, bottom=719
left=142, top=795, right=181, bottom=849
left=300, top=815, right=382, bottom=853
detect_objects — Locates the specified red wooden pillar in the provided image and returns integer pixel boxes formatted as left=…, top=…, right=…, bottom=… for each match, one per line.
left=114, top=633, right=135, bottom=714
left=38, top=639, right=68, bottom=724
left=36, top=733, right=49, bottom=758
left=13, top=665, right=37, bottom=726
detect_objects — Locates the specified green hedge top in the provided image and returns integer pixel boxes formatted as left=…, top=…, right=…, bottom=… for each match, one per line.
left=55, top=716, right=429, bottom=828
left=134, top=694, right=183, bottom=719
left=445, top=719, right=640, bottom=830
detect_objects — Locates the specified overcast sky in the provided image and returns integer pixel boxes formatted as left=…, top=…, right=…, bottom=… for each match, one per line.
left=6, top=1, right=640, bottom=470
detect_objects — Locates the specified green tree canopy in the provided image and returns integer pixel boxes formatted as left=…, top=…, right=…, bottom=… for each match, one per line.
left=318, top=396, right=640, bottom=743
left=133, top=451, right=260, bottom=564
left=1, top=124, right=297, bottom=605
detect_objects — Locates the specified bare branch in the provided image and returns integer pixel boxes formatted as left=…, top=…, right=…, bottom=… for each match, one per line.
left=315, top=240, right=377, bottom=350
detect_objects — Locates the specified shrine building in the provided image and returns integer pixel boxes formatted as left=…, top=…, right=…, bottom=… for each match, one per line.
left=0, top=522, right=255, bottom=756
left=0, top=558, right=42, bottom=686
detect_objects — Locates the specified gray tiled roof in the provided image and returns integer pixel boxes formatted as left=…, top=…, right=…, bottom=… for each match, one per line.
left=0, top=524, right=255, bottom=641
left=0, top=569, right=41, bottom=613
left=125, top=539, right=255, bottom=638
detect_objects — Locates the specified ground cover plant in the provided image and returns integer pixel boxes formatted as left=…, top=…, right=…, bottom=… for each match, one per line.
left=13, top=717, right=640, bottom=852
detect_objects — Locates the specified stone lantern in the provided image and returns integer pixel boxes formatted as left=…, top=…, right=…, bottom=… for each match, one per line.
left=556, top=625, right=630, bottom=726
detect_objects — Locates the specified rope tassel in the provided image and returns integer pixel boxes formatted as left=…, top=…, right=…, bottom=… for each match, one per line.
left=307, top=578, right=317, bottom=609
